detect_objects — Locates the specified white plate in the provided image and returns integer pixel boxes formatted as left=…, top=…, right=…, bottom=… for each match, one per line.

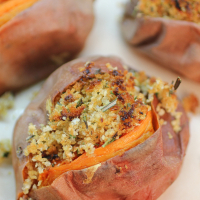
left=0, top=0, right=200, bottom=199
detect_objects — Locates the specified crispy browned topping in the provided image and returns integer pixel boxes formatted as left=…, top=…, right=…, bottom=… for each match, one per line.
left=135, top=0, right=200, bottom=23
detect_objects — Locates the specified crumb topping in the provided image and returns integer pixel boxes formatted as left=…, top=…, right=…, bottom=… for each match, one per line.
left=134, top=0, right=200, bottom=23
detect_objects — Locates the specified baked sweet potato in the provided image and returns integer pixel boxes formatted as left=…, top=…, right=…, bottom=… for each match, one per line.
left=12, top=56, right=189, bottom=200
left=121, top=0, right=200, bottom=82
left=0, top=0, right=94, bottom=95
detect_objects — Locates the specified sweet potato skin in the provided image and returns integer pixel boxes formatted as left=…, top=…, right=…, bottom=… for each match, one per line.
left=0, top=0, right=94, bottom=94
left=12, top=56, right=189, bottom=200
left=121, top=0, right=200, bottom=82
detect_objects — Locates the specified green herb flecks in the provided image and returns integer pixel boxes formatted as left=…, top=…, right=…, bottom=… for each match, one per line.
left=102, top=138, right=115, bottom=148
left=127, top=103, right=131, bottom=108
left=69, top=134, right=76, bottom=139
left=83, top=115, right=88, bottom=129
left=76, top=98, right=83, bottom=108
left=57, top=102, right=62, bottom=106
left=26, top=135, right=35, bottom=141
left=134, top=96, right=137, bottom=100
left=104, top=82, right=109, bottom=88
left=95, top=69, right=102, bottom=74
left=155, top=92, right=159, bottom=98
left=3, top=152, right=9, bottom=158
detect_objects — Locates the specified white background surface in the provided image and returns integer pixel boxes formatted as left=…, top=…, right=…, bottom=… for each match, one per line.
left=0, top=0, right=200, bottom=199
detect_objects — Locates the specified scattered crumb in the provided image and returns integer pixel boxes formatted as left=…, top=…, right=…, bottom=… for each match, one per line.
left=0, top=139, right=12, bottom=164
left=0, top=92, right=14, bottom=118
left=79, top=67, right=85, bottom=72
left=159, top=119, right=167, bottom=126
left=83, top=163, right=101, bottom=184
left=167, top=132, right=173, bottom=139
left=125, top=165, right=128, bottom=169
left=182, top=94, right=199, bottom=114
left=106, top=63, right=118, bottom=71
left=156, top=103, right=165, bottom=116
left=171, top=112, right=182, bottom=133
left=30, top=91, right=39, bottom=101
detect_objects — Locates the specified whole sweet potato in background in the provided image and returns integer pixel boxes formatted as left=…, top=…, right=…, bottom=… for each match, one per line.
left=0, top=0, right=94, bottom=95
left=13, top=56, right=189, bottom=200
left=121, top=0, right=200, bottom=82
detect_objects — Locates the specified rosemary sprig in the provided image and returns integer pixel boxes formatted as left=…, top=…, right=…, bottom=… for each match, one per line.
left=102, top=132, right=118, bottom=148
left=127, top=103, right=131, bottom=108
left=134, top=96, right=137, bottom=100
left=101, top=98, right=117, bottom=112
left=57, top=102, right=62, bottom=106
left=169, top=77, right=182, bottom=95
left=83, top=115, right=88, bottom=129
left=26, top=135, right=35, bottom=141
left=76, top=98, right=83, bottom=108
left=102, top=138, right=115, bottom=148
left=174, top=77, right=181, bottom=90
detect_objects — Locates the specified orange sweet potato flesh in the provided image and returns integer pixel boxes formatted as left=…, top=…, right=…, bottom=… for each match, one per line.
left=0, top=0, right=94, bottom=95
left=13, top=56, right=189, bottom=200
left=121, top=0, right=200, bottom=82
left=0, top=0, right=39, bottom=27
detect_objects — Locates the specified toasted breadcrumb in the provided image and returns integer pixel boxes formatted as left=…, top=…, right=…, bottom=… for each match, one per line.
left=171, top=112, right=182, bottom=133
left=31, top=91, right=39, bottom=101
left=159, top=119, right=167, bottom=126
left=167, top=132, right=173, bottom=139
left=182, top=93, right=199, bottom=113
left=135, top=0, right=200, bottom=23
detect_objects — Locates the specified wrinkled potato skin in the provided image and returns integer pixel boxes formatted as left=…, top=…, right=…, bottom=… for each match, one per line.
left=121, top=0, right=200, bottom=82
left=0, top=0, right=94, bottom=94
left=13, top=56, right=189, bottom=200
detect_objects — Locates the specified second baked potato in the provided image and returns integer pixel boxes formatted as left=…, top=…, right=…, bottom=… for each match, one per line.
left=0, top=0, right=94, bottom=94
left=121, top=0, right=200, bottom=82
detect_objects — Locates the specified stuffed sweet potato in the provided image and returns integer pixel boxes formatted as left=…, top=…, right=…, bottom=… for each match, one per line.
left=0, top=0, right=94, bottom=94
left=121, top=0, right=200, bottom=82
left=13, top=56, right=189, bottom=200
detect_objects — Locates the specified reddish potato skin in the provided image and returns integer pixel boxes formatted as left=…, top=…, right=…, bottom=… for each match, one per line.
left=121, top=0, right=200, bottom=82
left=13, top=56, right=189, bottom=200
left=0, top=0, right=94, bottom=95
